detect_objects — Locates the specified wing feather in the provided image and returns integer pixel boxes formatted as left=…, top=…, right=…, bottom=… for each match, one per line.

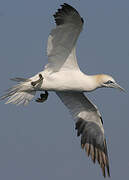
left=46, top=3, right=84, bottom=72
left=56, top=92, right=110, bottom=177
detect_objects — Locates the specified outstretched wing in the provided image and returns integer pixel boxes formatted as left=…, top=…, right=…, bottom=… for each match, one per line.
left=56, top=92, right=110, bottom=177
left=45, top=3, right=84, bottom=72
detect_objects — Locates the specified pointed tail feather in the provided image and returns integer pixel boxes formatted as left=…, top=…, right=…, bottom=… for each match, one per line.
left=0, top=78, right=36, bottom=106
left=10, top=77, right=29, bottom=82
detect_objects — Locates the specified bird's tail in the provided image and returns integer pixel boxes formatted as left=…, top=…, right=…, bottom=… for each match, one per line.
left=0, top=77, right=36, bottom=106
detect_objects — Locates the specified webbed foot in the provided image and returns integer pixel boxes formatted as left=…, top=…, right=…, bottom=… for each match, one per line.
left=36, top=91, right=49, bottom=103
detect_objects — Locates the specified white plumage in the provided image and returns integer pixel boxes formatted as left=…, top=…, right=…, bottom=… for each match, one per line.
left=0, top=3, right=125, bottom=177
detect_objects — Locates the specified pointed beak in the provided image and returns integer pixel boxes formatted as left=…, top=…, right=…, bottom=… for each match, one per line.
left=113, top=83, right=126, bottom=92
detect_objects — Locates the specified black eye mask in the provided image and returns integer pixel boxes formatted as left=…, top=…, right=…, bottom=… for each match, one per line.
left=104, top=80, right=114, bottom=84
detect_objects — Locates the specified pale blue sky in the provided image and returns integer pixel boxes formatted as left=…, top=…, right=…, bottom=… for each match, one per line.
left=0, top=0, right=129, bottom=179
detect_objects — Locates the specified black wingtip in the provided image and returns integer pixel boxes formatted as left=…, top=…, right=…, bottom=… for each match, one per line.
left=75, top=118, right=110, bottom=177
left=53, top=3, right=84, bottom=26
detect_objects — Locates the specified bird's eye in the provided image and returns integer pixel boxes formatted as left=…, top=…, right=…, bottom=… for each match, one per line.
left=104, top=80, right=114, bottom=84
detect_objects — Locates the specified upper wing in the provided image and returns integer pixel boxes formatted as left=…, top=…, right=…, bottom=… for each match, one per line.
left=45, top=3, right=84, bottom=72
left=56, top=92, right=110, bottom=177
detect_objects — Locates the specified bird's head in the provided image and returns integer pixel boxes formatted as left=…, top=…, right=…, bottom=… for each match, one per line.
left=95, top=74, right=125, bottom=92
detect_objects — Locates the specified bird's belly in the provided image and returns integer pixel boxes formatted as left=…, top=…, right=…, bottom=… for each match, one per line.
left=43, top=79, right=83, bottom=91
left=41, top=71, right=86, bottom=92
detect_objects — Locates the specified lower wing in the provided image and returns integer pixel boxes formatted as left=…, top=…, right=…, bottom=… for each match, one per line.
left=56, top=91, right=110, bottom=177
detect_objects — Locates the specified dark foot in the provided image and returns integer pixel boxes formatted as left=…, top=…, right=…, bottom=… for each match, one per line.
left=36, top=91, right=49, bottom=103
left=31, top=74, right=43, bottom=87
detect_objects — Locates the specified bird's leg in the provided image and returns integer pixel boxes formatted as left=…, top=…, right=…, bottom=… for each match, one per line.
left=31, top=74, right=43, bottom=87
left=31, top=74, right=48, bottom=103
left=36, top=91, right=49, bottom=103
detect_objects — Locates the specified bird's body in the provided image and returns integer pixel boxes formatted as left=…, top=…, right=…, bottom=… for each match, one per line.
left=31, top=70, right=99, bottom=92
left=0, top=3, right=125, bottom=177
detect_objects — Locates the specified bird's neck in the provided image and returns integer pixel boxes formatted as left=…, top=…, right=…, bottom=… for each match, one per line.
left=81, top=73, right=102, bottom=92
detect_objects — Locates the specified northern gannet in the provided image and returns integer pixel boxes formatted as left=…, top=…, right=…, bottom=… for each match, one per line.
left=0, top=3, right=125, bottom=177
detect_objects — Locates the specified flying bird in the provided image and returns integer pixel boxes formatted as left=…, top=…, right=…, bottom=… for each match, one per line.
left=0, top=3, right=125, bottom=177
